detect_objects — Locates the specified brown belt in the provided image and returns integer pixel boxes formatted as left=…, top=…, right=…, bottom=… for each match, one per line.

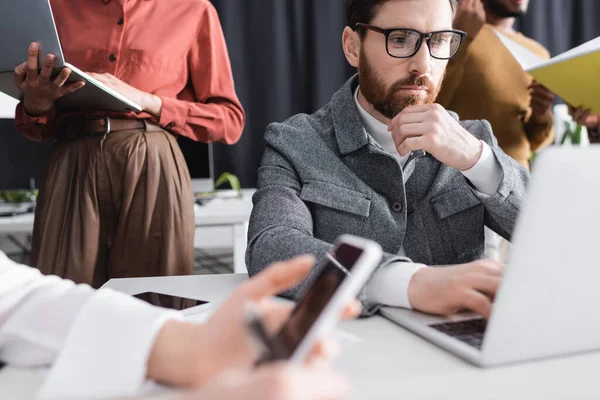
left=57, top=117, right=147, bottom=141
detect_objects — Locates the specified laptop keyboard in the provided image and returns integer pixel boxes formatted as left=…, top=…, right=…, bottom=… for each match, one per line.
left=429, top=318, right=487, bottom=350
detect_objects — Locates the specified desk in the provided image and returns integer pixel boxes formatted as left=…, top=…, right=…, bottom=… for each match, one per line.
left=193, top=189, right=254, bottom=273
left=3, top=274, right=598, bottom=400
left=0, top=189, right=254, bottom=272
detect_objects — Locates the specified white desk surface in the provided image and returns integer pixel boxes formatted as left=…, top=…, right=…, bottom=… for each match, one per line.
left=3, top=273, right=600, bottom=400
left=0, top=189, right=255, bottom=234
left=192, top=189, right=254, bottom=226
left=0, top=212, right=34, bottom=234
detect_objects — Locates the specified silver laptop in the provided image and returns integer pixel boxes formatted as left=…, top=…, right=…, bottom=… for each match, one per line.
left=381, top=147, right=600, bottom=367
left=0, top=0, right=142, bottom=113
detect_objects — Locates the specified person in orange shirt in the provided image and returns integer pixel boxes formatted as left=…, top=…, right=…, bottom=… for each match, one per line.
left=12, top=0, right=245, bottom=287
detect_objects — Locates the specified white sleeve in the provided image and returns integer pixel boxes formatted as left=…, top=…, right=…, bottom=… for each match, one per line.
left=0, top=252, right=94, bottom=367
left=0, top=252, right=180, bottom=400
left=461, top=141, right=504, bottom=196
left=366, top=262, right=427, bottom=309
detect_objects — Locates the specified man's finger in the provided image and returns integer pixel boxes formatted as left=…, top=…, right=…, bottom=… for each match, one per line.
left=341, top=300, right=361, bottom=320
left=241, top=255, right=315, bottom=300
left=530, top=90, right=554, bottom=103
left=58, top=81, right=86, bottom=98
left=392, top=123, right=427, bottom=146
left=306, top=338, right=341, bottom=365
left=14, top=62, right=27, bottom=87
left=256, top=301, right=294, bottom=334
left=530, top=96, right=552, bottom=106
left=580, top=110, right=591, bottom=125
left=26, top=42, right=40, bottom=83
left=390, top=111, right=427, bottom=131
left=390, top=105, right=431, bottom=132
left=461, top=290, right=493, bottom=320
left=397, top=136, right=427, bottom=157
left=475, top=259, right=505, bottom=276
left=40, top=54, right=56, bottom=81
left=530, top=89, right=554, bottom=101
left=530, top=98, right=552, bottom=110
left=466, top=274, right=501, bottom=298
left=53, top=68, right=72, bottom=88
left=400, top=104, right=435, bottom=115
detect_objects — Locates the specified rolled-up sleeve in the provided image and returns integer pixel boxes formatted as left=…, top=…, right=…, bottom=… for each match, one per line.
left=13, top=103, right=58, bottom=142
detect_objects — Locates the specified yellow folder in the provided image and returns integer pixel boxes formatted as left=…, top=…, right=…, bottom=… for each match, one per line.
left=526, top=37, right=600, bottom=113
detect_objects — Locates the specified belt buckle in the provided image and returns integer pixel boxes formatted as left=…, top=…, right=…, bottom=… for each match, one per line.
left=103, top=116, right=111, bottom=135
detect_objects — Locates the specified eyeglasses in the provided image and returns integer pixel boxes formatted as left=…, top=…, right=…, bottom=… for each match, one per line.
left=354, top=23, right=466, bottom=60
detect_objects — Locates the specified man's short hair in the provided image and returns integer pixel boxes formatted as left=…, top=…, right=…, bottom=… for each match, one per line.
left=345, top=0, right=458, bottom=37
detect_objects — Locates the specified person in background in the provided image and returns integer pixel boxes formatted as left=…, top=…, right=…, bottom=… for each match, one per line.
left=0, top=252, right=355, bottom=400
left=436, top=0, right=554, bottom=261
left=437, top=0, right=555, bottom=169
left=569, top=106, right=600, bottom=143
left=12, top=0, right=245, bottom=287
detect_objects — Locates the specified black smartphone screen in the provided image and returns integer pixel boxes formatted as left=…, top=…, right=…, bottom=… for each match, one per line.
left=133, top=292, right=208, bottom=311
left=272, top=243, right=365, bottom=359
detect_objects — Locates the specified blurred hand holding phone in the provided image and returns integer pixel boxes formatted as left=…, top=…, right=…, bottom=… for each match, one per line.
left=247, top=235, right=382, bottom=364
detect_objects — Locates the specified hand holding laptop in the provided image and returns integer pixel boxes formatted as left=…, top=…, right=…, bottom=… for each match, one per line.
left=13, top=42, right=85, bottom=116
left=87, top=72, right=163, bottom=118
left=408, top=258, right=504, bottom=319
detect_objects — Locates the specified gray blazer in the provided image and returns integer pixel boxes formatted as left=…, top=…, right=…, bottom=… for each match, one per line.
left=246, top=75, right=530, bottom=312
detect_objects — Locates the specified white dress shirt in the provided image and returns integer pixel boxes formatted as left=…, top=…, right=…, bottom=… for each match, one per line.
left=354, top=88, right=503, bottom=309
left=0, top=251, right=179, bottom=400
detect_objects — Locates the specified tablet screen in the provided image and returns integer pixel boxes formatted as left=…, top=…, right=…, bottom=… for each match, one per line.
left=133, top=292, right=208, bottom=311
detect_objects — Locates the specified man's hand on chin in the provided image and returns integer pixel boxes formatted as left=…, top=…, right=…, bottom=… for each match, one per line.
left=389, top=103, right=483, bottom=171
left=407, top=259, right=505, bottom=320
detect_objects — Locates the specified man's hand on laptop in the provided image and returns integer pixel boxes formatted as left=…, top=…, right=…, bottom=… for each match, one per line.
left=388, top=103, right=484, bottom=172
left=407, top=259, right=504, bottom=319
left=14, top=42, right=85, bottom=116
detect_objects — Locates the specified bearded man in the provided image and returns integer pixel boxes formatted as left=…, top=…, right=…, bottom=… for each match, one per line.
left=246, top=0, right=529, bottom=319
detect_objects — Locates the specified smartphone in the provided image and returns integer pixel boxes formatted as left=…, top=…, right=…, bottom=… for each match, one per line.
left=133, top=292, right=211, bottom=316
left=256, top=235, right=382, bottom=364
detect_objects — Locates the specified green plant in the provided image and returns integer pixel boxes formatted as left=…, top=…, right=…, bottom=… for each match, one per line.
left=0, top=189, right=38, bottom=203
left=214, top=172, right=242, bottom=195
left=561, top=121, right=584, bottom=145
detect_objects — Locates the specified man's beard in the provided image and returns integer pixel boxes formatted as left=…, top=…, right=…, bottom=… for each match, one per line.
left=484, top=0, right=524, bottom=18
left=358, top=51, right=441, bottom=120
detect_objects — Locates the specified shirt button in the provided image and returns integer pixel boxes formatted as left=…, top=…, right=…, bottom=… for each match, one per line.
left=102, top=0, right=111, bottom=3
left=392, top=201, right=403, bottom=213
left=109, top=54, right=117, bottom=62
left=117, top=17, right=124, bottom=25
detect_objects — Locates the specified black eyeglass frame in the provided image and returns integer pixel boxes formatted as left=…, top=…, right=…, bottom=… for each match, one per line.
left=354, top=23, right=467, bottom=60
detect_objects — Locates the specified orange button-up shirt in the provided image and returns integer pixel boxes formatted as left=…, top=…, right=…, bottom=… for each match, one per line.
left=15, top=0, right=245, bottom=144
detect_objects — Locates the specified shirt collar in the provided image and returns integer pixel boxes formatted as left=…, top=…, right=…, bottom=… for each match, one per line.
left=354, top=86, right=408, bottom=164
